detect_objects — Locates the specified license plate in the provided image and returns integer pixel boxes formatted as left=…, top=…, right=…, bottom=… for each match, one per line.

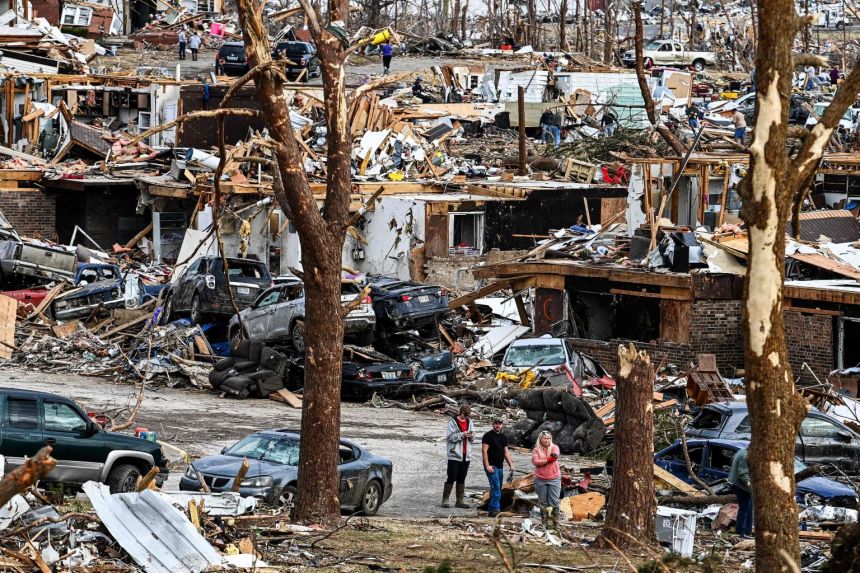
left=226, top=55, right=239, bottom=61
left=418, top=295, right=431, bottom=303
left=237, top=287, right=250, bottom=295
left=381, top=371, right=397, bottom=380
left=438, top=374, right=447, bottom=382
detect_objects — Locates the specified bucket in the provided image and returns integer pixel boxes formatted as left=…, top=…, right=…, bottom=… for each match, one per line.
left=146, top=431, right=158, bottom=442
left=135, top=427, right=148, bottom=438
left=371, top=29, right=391, bottom=45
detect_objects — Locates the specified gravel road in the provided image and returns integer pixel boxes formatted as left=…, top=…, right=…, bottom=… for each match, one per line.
left=0, top=368, right=535, bottom=518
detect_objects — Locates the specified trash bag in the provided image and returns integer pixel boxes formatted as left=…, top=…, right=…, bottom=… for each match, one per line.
left=546, top=409, right=567, bottom=423
left=529, top=420, right=565, bottom=444
left=524, top=409, right=546, bottom=422
left=542, top=388, right=566, bottom=412
left=503, top=418, right=539, bottom=447
left=555, top=423, right=578, bottom=454
left=570, top=419, right=607, bottom=454
left=561, top=391, right=592, bottom=418
left=518, top=389, right=546, bottom=411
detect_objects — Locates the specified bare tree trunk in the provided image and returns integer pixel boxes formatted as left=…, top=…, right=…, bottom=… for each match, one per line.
left=560, top=0, right=568, bottom=50
left=460, top=1, right=469, bottom=42
left=737, top=0, right=860, bottom=570
left=452, top=0, right=461, bottom=38
left=596, top=344, right=656, bottom=549
left=633, top=1, right=687, bottom=155
left=235, top=0, right=352, bottom=525
left=527, top=0, right=537, bottom=46
left=689, top=0, right=697, bottom=48
left=659, top=0, right=665, bottom=37
left=603, top=0, right=613, bottom=63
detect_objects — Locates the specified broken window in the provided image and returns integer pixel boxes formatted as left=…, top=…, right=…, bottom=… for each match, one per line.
left=448, top=212, right=484, bottom=255
left=800, top=417, right=843, bottom=438
left=690, top=408, right=724, bottom=431
left=44, top=402, right=87, bottom=433
left=61, top=6, right=93, bottom=26
left=706, top=446, right=736, bottom=472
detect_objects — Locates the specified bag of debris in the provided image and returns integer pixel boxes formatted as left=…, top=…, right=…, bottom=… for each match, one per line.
left=561, top=391, right=592, bottom=419
left=503, top=418, right=540, bottom=447
left=542, top=388, right=566, bottom=412
left=554, top=422, right=578, bottom=454
left=529, top=420, right=565, bottom=444
left=524, top=409, right=546, bottom=422
left=518, top=389, right=546, bottom=411
left=570, top=418, right=607, bottom=454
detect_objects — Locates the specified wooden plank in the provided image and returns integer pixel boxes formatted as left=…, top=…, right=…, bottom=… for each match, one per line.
left=610, top=288, right=690, bottom=301
left=124, top=222, right=154, bottom=249
left=472, top=262, right=692, bottom=288
left=448, top=278, right=516, bottom=308
left=193, top=335, right=211, bottom=356
left=784, top=306, right=844, bottom=317
left=0, top=169, right=43, bottom=181
left=0, top=294, right=16, bottom=359
left=51, top=320, right=80, bottom=339
left=26, top=282, right=66, bottom=320
left=102, top=313, right=150, bottom=337
left=660, top=299, right=692, bottom=343
left=594, top=401, right=615, bottom=417
left=654, top=464, right=701, bottom=495
left=148, top=185, right=191, bottom=198
left=269, top=389, right=302, bottom=408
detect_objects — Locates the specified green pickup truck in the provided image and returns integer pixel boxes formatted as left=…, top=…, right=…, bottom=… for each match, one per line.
left=0, top=388, right=168, bottom=492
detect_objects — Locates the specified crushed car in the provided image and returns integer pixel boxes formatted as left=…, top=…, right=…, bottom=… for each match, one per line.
left=686, top=402, right=860, bottom=474
left=179, top=429, right=392, bottom=515
left=228, top=277, right=375, bottom=349
left=0, top=229, right=76, bottom=287
left=367, top=277, right=450, bottom=333
left=50, top=263, right=150, bottom=321
left=164, top=256, right=272, bottom=324
left=656, top=439, right=859, bottom=508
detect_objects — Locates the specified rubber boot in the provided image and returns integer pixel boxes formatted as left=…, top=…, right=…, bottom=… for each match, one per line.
left=441, top=483, right=453, bottom=508
left=455, top=483, right=470, bottom=508
left=540, top=505, right=549, bottom=527
left=550, top=506, right=560, bottom=530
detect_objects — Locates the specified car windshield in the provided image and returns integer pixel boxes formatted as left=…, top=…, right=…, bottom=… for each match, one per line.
left=228, top=261, right=267, bottom=279
left=504, top=344, right=566, bottom=367
left=224, top=434, right=300, bottom=465
left=813, top=104, right=853, bottom=122
left=283, top=43, right=310, bottom=55
left=645, top=41, right=662, bottom=50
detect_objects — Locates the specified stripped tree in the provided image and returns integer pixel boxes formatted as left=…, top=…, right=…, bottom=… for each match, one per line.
left=596, top=343, right=656, bottom=550
left=231, top=0, right=356, bottom=523
left=739, top=1, right=860, bottom=570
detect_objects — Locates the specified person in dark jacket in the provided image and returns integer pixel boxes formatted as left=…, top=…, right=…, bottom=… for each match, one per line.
left=482, top=417, right=514, bottom=517
left=412, top=77, right=433, bottom=103
left=443, top=404, right=474, bottom=508
left=539, top=107, right=561, bottom=145
left=728, top=447, right=753, bottom=538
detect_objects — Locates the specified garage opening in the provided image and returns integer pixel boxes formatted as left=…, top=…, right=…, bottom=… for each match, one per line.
left=838, top=317, right=860, bottom=369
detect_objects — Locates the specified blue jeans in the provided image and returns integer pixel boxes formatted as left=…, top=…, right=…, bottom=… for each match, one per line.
left=541, top=125, right=561, bottom=145
left=732, top=484, right=753, bottom=536
left=486, top=466, right=503, bottom=512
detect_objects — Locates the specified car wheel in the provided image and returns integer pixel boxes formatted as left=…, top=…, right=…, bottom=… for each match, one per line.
left=162, top=296, right=173, bottom=324
left=291, top=320, right=306, bottom=353
left=107, top=463, right=142, bottom=494
left=693, top=59, right=705, bottom=72
left=359, top=480, right=382, bottom=516
left=190, top=294, right=205, bottom=324
left=277, top=485, right=299, bottom=517
left=836, top=22, right=845, bottom=30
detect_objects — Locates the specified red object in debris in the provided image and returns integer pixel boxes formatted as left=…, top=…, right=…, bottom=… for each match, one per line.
left=584, top=375, right=616, bottom=390
left=87, top=412, right=109, bottom=428
left=401, top=294, right=412, bottom=302
left=2, top=287, right=49, bottom=307
left=577, top=472, right=593, bottom=493
left=134, top=426, right=149, bottom=438
left=500, top=44, right=513, bottom=51
left=601, top=164, right=629, bottom=185
left=563, top=363, right=583, bottom=396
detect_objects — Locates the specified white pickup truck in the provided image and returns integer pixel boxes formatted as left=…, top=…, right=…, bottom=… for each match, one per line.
left=622, top=40, right=716, bottom=71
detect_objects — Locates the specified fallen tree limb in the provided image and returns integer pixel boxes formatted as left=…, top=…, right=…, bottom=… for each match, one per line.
left=0, top=446, right=56, bottom=506
left=656, top=493, right=736, bottom=506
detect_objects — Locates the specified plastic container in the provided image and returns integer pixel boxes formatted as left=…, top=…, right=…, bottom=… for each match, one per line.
left=134, top=427, right=148, bottom=438
left=371, top=29, right=391, bottom=45
left=146, top=431, right=158, bottom=442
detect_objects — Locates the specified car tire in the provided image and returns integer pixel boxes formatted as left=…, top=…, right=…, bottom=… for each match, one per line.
left=162, top=296, right=174, bottom=324
left=359, top=480, right=382, bottom=516
left=190, top=294, right=205, bottom=324
left=291, top=320, right=306, bottom=353
left=107, top=463, right=142, bottom=494
left=693, top=59, right=705, bottom=72
left=836, top=22, right=845, bottom=30
left=277, top=485, right=299, bottom=518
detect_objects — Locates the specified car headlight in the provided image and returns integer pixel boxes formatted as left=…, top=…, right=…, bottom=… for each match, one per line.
left=184, top=465, right=197, bottom=479
left=240, top=476, right=273, bottom=487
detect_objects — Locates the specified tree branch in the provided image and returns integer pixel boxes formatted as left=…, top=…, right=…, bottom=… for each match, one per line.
left=0, top=447, right=56, bottom=506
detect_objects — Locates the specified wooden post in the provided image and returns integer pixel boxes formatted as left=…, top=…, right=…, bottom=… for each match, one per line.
left=718, top=167, right=730, bottom=227
left=518, top=85, right=526, bottom=176
left=514, top=294, right=531, bottom=327
left=231, top=457, right=250, bottom=492
left=135, top=467, right=160, bottom=492
left=5, top=76, right=13, bottom=147
left=0, top=446, right=56, bottom=506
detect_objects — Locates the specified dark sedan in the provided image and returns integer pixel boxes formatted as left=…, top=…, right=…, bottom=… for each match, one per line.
left=656, top=439, right=859, bottom=508
left=686, top=402, right=860, bottom=474
left=180, top=430, right=393, bottom=515
left=367, top=277, right=450, bottom=332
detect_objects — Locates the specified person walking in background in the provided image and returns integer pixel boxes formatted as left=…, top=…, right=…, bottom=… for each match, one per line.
left=539, top=107, right=561, bottom=146
left=443, top=404, right=474, bottom=509
left=178, top=28, right=187, bottom=61
left=830, top=65, right=841, bottom=86
left=732, top=109, right=747, bottom=145
left=189, top=30, right=202, bottom=62
left=728, top=447, right=753, bottom=538
left=532, top=430, right=561, bottom=528
left=600, top=108, right=617, bottom=137
left=481, top=417, right=514, bottom=517
left=381, top=40, right=393, bottom=75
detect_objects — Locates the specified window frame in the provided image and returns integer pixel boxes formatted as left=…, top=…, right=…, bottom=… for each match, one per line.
left=7, top=397, right=39, bottom=430
left=448, top=211, right=485, bottom=254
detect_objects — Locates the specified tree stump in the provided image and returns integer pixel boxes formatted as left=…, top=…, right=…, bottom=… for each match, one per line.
left=595, top=343, right=657, bottom=550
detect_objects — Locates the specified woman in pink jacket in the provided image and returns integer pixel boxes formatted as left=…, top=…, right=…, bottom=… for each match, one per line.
left=532, top=430, right=561, bottom=527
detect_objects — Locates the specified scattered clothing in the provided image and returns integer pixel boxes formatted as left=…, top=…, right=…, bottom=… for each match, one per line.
left=601, top=111, right=617, bottom=136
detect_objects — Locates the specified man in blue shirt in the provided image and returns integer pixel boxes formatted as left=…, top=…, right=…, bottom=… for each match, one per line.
left=381, top=40, right=393, bottom=75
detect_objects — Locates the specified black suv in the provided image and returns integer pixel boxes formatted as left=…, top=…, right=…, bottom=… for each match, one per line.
left=0, top=388, right=168, bottom=493
left=217, top=41, right=249, bottom=76
left=164, top=256, right=272, bottom=324
left=272, top=41, right=320, bottom=81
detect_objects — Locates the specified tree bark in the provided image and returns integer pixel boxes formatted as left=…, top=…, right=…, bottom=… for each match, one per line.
left=235, top=0, right=350, bottom=525
left=633, top=1, right=687, bottom=156
left=738, top=2, right=860, bottom=571
left=0, top=447, right=56, bottom=506
left=596, top=343, right=656, bottom=549
left=559, top=0, right=568, bottom=50
left=603, top=0, right=613, bottom=64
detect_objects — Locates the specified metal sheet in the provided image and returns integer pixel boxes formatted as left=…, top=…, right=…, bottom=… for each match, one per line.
left=83, top=482, right=223, bottom=573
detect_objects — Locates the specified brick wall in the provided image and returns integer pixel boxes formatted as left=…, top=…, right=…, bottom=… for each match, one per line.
left=0, top=191, right=57, bottom=241
left=784, top=310, right=834, bottom=383
left=29, top=0, right=59, bottom=24
left=569, top=301, right=834, bottom=382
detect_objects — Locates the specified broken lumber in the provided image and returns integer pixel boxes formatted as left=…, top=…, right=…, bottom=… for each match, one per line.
left=654, top=464, right=701, bottom=495
left=0, top=446, right=56, bottom=506
left=657, top=493, right=736, bottom=505
left=135, top=467, right=160, bottom=492
left=26, top=282, right=66, bottom=320
left=269, top=389, right=302, bottom=408
left=231, top=457, right=250, bottom=492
